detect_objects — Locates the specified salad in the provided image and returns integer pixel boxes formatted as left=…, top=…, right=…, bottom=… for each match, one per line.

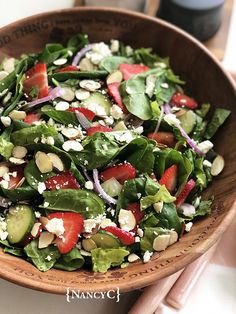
left=0, top=33, right=230, bottom=273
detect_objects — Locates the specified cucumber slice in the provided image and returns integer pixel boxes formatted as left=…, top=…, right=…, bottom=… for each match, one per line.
left=91, top=230, right=121, bottom=248
left=179, top=110, right=197, bottom=134
left=101, top=178, right=123, bottom=197
left=82, top=92, right=112, bottom=115
left=6, top=205, right=35, bottom=244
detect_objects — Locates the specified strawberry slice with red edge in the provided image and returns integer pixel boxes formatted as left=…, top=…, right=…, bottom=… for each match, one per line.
left=171, top=92, right=198, bottom=109
left=102, top=226, right=135, bottom=245
left=126, top=203, right=144, bottom=225
left=100, top=163, right=136, bottom=184
left=107, top=82, right=128, bottom=113
left=0, top=165, right=24, bottom=190
left=148, top=132, right=176, bottom=148
left=55, top=65, right=78, bottom=73
left=24, top=113, right=41, bottom=124
left=159, top=164, right=178, bottom=194
left=87, top=126, right=112, bottom=136
left=67, top=107, right=95, bottom=121
left=175, top=179, right=196, bottom=208
left=45, top=171, right=80, bottom=190
left=47, top=212, right=84, bottom=254
left=23, top=63, right=49, bottom=99
left=119, top=64, right=150, bottom=81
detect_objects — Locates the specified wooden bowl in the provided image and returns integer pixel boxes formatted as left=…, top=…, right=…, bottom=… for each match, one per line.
left=0, top=7, right=235, bottom=294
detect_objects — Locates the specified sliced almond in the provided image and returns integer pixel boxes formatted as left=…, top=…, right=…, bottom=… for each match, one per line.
left=75, top=89, right=90, bottom=101
left=61, top=127, right=81, bottom=140
left=153, top=201, right=163, bottom=213
left=62, top=140, right=83, bottom=152
left=3, top=57, right=15, bottom=73
left=79, top=58, right=95, bottom=71
left=211, top=155, right=225, bottom=176
left=128, top=253, right=140, bottom=263
left=82, top=238, right=97, bottom=252
left=30, top=222, right=42, bottom=237
left=0, top=116, right=11, bottom=127
left=35, top=151, right=53, bottom=173
left=100, top=218, right=116, bottom=229
left=53, top=58, right=67, bottom=66
left=0, top=165, right=9, bottom=177
left=168, top=230, right=178, bottom=245
left=113, top=121, right=127, bottom=131
left=9, top=110, right=26, bottom=120
left=12, top=146, right=27, bottom=159
left=47, top=153, right=64, bottom=172
left=40, top=216, right=49, bottom=228
left=79, top=80, right=101, bottom=92
left=38, top=231, right=54, bottom=249
left=153, top=234, right=171, bottom=251
left=80, top=249, right=92, bottom=257
left=118, top=209, right=136, bottom=232
left=9, top=157, right=26, bottom=165
left=60, top=87, right=75, bottom=102
left=106, top=70, right=123, bottom=84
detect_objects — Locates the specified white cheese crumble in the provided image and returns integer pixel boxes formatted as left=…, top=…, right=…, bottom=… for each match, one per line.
left=85, top=181, right=94, bottom=190
left=110, top=39, right=119, bottom=53
left=137, top=228, right=144, bottom=238
left=87, top=102, right=107, bottom=117
left=203, top=160, right=212, bottom=167
left=145, top=74, right=156, bottom=98
left=125, top=45, right=134, bottom=56
left=197, top=140, right=214, bottom=154
left=143, top=250, right=153, bottom=263
left=46, top=218, right=65, bottom=236
left=161, top=82, right=169, bottom=89
left=83, top=219, right=97, bottom=233
left=164, top=113, right=181, bottom=127
left=86, top=42, right=112, bottom=65
left=110, top=105, right=124, bottom=119
left=185, top=222, right=193, bottom=232
left=37, top=182, right=46, bottom=194
left=0, top=218, right=8, bottom=241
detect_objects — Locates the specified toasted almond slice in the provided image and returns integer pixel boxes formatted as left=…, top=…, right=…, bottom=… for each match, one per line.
left=100, top=218, right=117, bottom=229
left=47, top=153, right=64, bottom=172
left=61, top=127, right=81, bottom=140
left=168, top=230, right=178, bottom=245
left=75, top=89, right=90, bottom=100
left=62, top=140, right=83, bottom=152
left=40, top=216, right=49, bottom=228
left=38, top=231, right=54, bottom=249
left=211, top=155, right=225, bottom=176
left=60, top=87, right=75, bottom=102
left=30, top=222, right=42, bottom=237
left=106, top=70, right=123, bottom=84
left=80, top=249, right=92, bottom=257
left=0, top=116, right=11, bottom=127
left=3, top=57, right=15, bottom=73
left=113, top=121, right=127, bottom=131
left=128, top=253, right=140, bottom=263
left=79, top=79, right=101, bottom=92
left=118, top=209, right=136, bottom=232
left=53, top=58, right=67, bottom=66
left=35, top=151, right=53, bottom=173
left=79, top=58, right=95, bottom=71
left=153, top=201, right=163, bottom=213
left=12, top=146, right=27, bottom=159
left=9, top=110, right=26, bottom=120
left=0, top=165, right=9, bottom=177
left=9, top=157, right=26, bottom=165
left=153, top=234, right=171, bottom=251
left=82, top=238, right=97, bottom=252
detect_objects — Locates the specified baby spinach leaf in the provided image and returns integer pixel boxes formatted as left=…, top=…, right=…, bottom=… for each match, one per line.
left=41, top=105, right=78, bottom=126
left=204, top=108, right=231, bottom=139
left=133, top=47, right=169, bottom=68
left=1, top=185, right=38, bottom=202
left=141, top=185, right=176, bottom=210
left=43, top=189, right=105, bottom=218
left=196, top=103, right=211, bottom=118
left=100, top=56, right=132, bottom=73
left=140, top=227, right=168, bottom=252
left=156, top=203, right=182, bottom=235
left=38, top=43, right=69, bottom=65
left=3, top=246, right=24, bottom=257
left=54, top=247, right=84, bottom=271
left=49, top=70, right=108, bottom=82
left=24, top=239, right=60, bottom=272
left=0, top=136, right=13, bottom=159
left=67, top=33, right=89, bottom=52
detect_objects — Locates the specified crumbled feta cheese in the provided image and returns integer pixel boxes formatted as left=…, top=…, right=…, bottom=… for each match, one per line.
left=0, top=218, right=8, bottom=241
left=137, top=193, right=142, bottom=199
left=104, top=116, right=114, bottom=125
left=0, top=231, right=8, bottom=241
left=35, top=211, right=41, bottom=218
left=110, top=105, right=124, bottom=119
left=154, top=62, right=167, bottom=69
left=135, top=236, right=141, bottom=243
left=62, top=140, right=84, bottom=152
left=197, top=140, right=214, bottom=154
left=145, top=74, right=156, bottom=98
left=0, top=180, right=9, bottom=189
left=83, top=219, right=97, bottom=233
left=153, top=201, right=164, bottom=213
left=203, top=160, right=212, bottom=167
left=115, top=131, right=133, bottom=144
left=37, top=182, right=46, bottom=194
left=143, top=250, right=153, bottom=263
left=45, top=255, right=52, bottom=261
left=137, top=228, right=144, bottom=238
left=55, top=101, right=70, bottom=111
left=86, top=42, right=112, bottom=65
left=128, top=253, right=140, bottom=263
left=87, top=102, right=107, bottom=117
left=161, top=82, right=169, bottom=89
left=85, top=181, right=94, bottom=190
left=133, top=126, right=144, bottom=134
left=110, top=39, right=119, bottom=53
left=164, top=113, right=181, bottom=126
left=45, top=218, right=65, bottom=236
left=118, top=209, right=136, bottom=231
left=125, top=45, right=133, bottom=56
left=185, top=222, right=193, bottom=232
left=45, top=136, right=55, bottom=146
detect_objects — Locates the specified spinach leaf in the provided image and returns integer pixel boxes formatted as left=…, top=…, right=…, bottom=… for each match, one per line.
left=38, top=43, right=69, bottom=65
left=196, top=103, right=211, bottom=118
left=54, top=247, right=84, bottom=271
left=156, top=203, right=182, bottom=234
left=24, top=239, right=60, bottom=272
left=133, top=47, right=169, bottom=68
left=43, top=189, right=105, bottom=218
left=100, top=56, right=132, bottom=73
left=1, top=185, right=38, bottom=201
left=194, top=199, right=212, bottom=217
left=41, top=105, right=78, bottom=125
left=141, top=185, right=176, bottom=210
left=205, top=108, right=231, bottom=139
left=191, top=115, right=207, bottom=142
left=67, top=33, right=89, bottom=52
left=49, top=70, right=108, bottom=82
left=91, top=248, right=129, bottom=273
left=3, top=246, right=24, bottom=257
left=0, top=136, right=13, bottom=159
left=140, top=227, right=168, bottom=252
left=11, top=124, right=64, bottom=147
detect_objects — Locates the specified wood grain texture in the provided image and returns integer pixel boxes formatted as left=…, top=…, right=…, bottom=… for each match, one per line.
left=0, top=7, right=235, bottom=294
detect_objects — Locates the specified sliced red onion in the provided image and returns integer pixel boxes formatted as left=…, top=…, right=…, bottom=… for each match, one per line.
left=72, top=43, right=97, bottom=66
left=0, top=196, right=11, bottom=208
left=163, top=103, right=203, bottom=156
left=83, top=169, right=92, bottom=181
left=75, top=111, right=91, bottom=130
left=23, top=87, right=64, bottom=111
left=151, top=105, right=164, bottom=137
left=93, top=169, right=117, bottom=205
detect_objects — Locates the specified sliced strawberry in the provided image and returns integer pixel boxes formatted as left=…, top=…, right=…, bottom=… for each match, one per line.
left=102, top=226, right=135, bottom=245
left=55, top=66, right=78, bottom=73
left=119, top=64, right=149, bottom=81
left=159, top=164, right=178, bottom=194
left=100, top=163, right=136, bottom=184
left=47, top=212, right=84, bottom=254
left=24, top=113, right=41, bottom=124
left=175, top=179, right=196, bottom=208
left=67, top=107, right=95, bottom=121
left=45, top=172, right=80, bottom=190
left=171, top=92, right=198, bottom=109
left=87, top=126, right=112, bottom=136
left=126, top=203, right=144, bottom=225
left=148, top=132, right=176, bottom=148
left=107, top=82, right=128, bottom=113
left=23, top=63, right=49, bottom=99
left=21, top=221, right=43, bottom=246
left=0, top=166, right=24, bottom=190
